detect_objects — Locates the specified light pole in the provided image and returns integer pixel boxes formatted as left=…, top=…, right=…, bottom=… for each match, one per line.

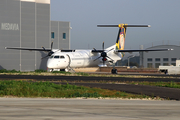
left=128, top=55, right=135, bottom=67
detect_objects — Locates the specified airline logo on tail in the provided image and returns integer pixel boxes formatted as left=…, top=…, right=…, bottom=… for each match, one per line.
left=116, top=24, right=127, bottom=57
left=116, top=28, right=126, bottom=50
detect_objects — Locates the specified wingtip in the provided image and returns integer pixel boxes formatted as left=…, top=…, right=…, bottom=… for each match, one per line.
left=168, top=48, right=174, bottom=51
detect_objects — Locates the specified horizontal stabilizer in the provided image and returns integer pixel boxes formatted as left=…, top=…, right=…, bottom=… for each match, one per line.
left=116, top=48, right=173, bottom=52
left=97, top=24, right=150, bottom=28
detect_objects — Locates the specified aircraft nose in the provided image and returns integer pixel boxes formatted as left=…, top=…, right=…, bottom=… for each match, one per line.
left=47, top=59, right=53, bottom=68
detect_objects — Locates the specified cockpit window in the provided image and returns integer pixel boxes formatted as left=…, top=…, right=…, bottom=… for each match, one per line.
left=60, top=56, right=65, bottom=59
left=50, top=56, right=54, bottom=59
left=54, top=56, right=60, bottom=59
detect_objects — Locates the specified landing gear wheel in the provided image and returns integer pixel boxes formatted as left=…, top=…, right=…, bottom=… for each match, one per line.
left=111, top=69, right=117, bottom=74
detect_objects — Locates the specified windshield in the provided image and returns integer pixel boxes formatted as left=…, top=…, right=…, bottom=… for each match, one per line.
left=54, top=56, right=60, bottom=59
left=50, top=56, right=54, bottom=59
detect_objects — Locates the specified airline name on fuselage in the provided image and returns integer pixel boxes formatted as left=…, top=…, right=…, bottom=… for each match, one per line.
left=1, top=23, right=19, bottom=31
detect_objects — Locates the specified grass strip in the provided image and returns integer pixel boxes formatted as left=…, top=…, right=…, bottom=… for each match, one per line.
left=0, top=80, right=154, bottom=99
left=130, top=81, right=180, bottom=89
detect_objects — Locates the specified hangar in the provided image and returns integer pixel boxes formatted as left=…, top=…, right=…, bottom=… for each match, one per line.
left=0, top=0, right=70, bottom=71
left=140, top=45, right=179, bottom=68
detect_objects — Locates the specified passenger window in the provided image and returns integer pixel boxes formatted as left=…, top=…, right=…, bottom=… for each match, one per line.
left=54, top=56, right=60, bottom=59
left=60, top=56, right=65, bottom=59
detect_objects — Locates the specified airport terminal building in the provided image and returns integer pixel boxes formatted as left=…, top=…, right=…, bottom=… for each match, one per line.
left=0, top=0, right=70, bottom=71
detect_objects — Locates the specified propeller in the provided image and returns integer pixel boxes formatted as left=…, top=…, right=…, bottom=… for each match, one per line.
left=41, top=42, right=54, bottom=59
left=94, top=42, right=114, bottom=65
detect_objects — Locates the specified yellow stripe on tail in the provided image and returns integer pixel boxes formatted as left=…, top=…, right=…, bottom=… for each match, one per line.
left=116, top=24, right=127, bottom=57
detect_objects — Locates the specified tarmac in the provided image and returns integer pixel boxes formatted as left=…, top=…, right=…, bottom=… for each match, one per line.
left=66, top=83, right=180, bottom=100
left=0, top=98, right=180, bottom=120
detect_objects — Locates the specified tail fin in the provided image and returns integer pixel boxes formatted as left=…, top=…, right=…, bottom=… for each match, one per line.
left=116, top=24, right=127, bottom=51
left=97, top=23, right=150, bottom=55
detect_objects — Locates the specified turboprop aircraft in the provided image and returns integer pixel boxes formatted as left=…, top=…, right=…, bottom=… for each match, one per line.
left=5, top=24, right=173, bottom=74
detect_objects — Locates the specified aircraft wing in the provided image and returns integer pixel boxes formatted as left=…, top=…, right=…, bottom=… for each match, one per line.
left=91, top=48, right=173, bottom=53
left=5, top=47, right=51, bottom=52
left=116, top=48, right=173, bottom=52
left=91, top=50, right=104, bottom=52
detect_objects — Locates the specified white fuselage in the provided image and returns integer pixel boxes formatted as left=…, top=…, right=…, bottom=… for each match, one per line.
left=47, top=46, right=122, bottom=69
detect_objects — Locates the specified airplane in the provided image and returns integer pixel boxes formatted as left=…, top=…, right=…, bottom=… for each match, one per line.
left=5, top=23, right=173, bottom=74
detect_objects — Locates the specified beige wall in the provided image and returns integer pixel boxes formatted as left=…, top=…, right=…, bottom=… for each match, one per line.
left=20, top=0, right=50, bottom=4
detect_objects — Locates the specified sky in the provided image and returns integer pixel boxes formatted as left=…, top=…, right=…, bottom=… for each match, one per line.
left=50, top=0, right=180, bottom=50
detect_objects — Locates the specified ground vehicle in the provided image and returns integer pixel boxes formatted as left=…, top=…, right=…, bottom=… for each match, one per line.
left=159, top=60, right=180, bottom=74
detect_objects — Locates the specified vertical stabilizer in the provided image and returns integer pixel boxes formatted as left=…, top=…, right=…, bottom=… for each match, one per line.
left=115, top=24, right=127, bottom=57
left=116, top=24, right=127, bottom=51
left=97, top=24, right=150, bottom=57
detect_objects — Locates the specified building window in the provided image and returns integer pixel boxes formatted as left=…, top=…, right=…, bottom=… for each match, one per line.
left=155, top=58, right=160, bottom=62
left=155, top=63, right=161, bottom=68
left=147, top=63, right=153, bottom=68
left=147, top=58, right=152, bottom=62
left=171, top=58, right=177, bottom=61
left=63, top=33, right=66, bottom=39
left=163, top=58, right=168, bottom=61
left=171, top=63, right=176, bottom=66
left=163, top=63, right=169, bottom=66
left=51, top=32, right=55, bottom=39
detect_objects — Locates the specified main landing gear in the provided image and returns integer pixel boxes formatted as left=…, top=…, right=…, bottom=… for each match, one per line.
left=111, top=63, right=117, bottom=74
left=111, top=68, right=117, bottom=74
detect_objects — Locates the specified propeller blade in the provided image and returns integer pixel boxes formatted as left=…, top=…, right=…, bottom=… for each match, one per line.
left=106, top=56, right=114, bottom=62
left=93, top=42, right=115, bottom=65
left=51, top=41, right=53, bottom=50
left=48, top=51, right=54, bottom=56
left=42, top=46, right=46, bottom=51
left=93, top=48, right=97, bottom=51
left=103, top=59, right=105, bottom=66
left=102, top=42, right=104, bottom=51
left=94, top=56, right=101, bottom=61
left=108, top=61, right=113, bottom=63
